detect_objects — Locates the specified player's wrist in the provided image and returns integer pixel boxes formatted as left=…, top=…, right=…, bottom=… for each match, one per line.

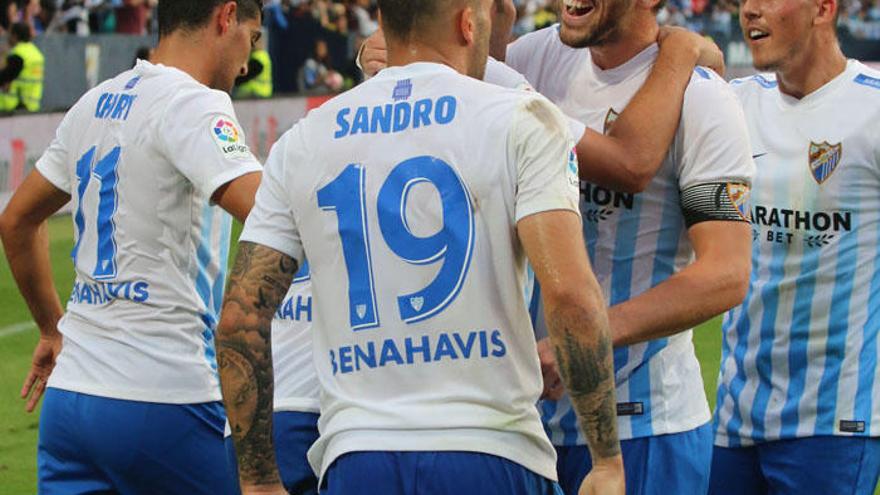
left=591, top=452, right=625, bottom=472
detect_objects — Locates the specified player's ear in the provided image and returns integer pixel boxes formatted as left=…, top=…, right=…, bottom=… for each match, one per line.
left=217, top=1, right=238, bottom=36
left=459, top=5, right=477, bottom=46
left=813, top=0, right=838, bottom=26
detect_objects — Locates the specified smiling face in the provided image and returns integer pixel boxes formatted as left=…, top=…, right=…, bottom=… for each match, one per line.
left=558, top=0, right=634, bottom=47
left=740, top=0, right=817, bottom=71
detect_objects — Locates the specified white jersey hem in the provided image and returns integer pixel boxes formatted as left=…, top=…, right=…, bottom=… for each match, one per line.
left=275, top=398, right=320, bottom=414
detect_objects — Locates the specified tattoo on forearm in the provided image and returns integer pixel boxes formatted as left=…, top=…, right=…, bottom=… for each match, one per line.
left=549, top=307, right=621, bottom=460
left=217, top=241, right=298, bottom=486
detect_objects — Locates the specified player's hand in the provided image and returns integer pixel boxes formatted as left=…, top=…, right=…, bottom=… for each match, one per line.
left=241, top=483, right=287, bottom=495
left=21, top=332, right=62, bottom=413
left=657, top=26, right=726, bottom=77
left=537, top=337, right=564, bottom=400
left=578, top=455, right=625, bottom=495
left=358, top=27, right=388, bottom=79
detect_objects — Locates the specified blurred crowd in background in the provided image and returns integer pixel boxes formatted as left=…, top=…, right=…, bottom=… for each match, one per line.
left=1, top=0, right=880, bottom=98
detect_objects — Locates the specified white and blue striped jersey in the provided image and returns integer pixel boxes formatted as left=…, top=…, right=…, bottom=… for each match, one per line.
left=715, top=61, right=880, bottom=447
left=241, top=62, right=580, bottom=480
left=35, top=60, right=261, bottom=404
left=507, top=27, right=755, bottom=443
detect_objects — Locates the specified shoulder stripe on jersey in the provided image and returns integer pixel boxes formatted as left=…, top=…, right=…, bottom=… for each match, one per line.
left=752, top=75, right=778, bottom=89
left=854, top=73, right=880, bottom=90
left=694, top=67, right=711, bottom=80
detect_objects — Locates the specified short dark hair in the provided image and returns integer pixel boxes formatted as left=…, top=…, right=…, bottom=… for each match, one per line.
left=158, top=0, right=263, bottom=38
left=10, top=23, right=31, bottom=43
left=379, top=0, right=475, bottom=40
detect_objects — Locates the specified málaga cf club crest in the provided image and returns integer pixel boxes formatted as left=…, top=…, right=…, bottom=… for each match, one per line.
left=808, top=141, right=842, bottom=184
left=726, top=183, right=751, bottom=222
left=604, top=108, right=620, bottom=135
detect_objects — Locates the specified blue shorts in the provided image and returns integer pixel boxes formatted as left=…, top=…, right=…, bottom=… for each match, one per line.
left=556, top=422, right=713, bottom=495
left=709, top=436, right=880, bottom=495
left=225, top=411, right=320, bottom=495
left=38, top=388, right=238, bottom=495
left=322, top=451, right=564, bottom=495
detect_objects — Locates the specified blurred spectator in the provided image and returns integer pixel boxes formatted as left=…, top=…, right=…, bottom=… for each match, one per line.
left=115, top=0, right=153, bottom=35
left=350, top=0, right=377, bottom=37
left=298, top=38, right=342, bottom=92
left=235, top=34, right=273, bottom=98
left=0, top=22, right=44, bottom=112
left=1, top=0, right=20, bottom=33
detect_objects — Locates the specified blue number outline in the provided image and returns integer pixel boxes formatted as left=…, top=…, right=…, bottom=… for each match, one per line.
left=71, top=146, right=122, bottom=279
left=317, top=164, right=380, bottom=330
left=71, top=146, right=95, bottom=263
left=92, top=146, right=121, bottom=279
left=378, top=156, right=475, bottom=324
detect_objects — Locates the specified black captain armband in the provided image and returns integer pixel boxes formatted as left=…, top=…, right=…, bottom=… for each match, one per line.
left=680, top=182, right=752, bottom=228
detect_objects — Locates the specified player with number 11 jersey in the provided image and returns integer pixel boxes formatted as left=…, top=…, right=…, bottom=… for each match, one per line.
left=0, top=3, right=266, bottom=493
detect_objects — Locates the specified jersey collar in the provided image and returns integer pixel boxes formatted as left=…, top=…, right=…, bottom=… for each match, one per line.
left=373, top=62, right=460, bottom=82
left=587, top=43, right=659, bottom=86
left=776, top=59, right=858, bottom=111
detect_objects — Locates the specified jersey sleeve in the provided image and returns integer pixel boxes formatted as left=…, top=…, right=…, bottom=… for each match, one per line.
left=677, top=76, right=756, bottom=190
left=159, top=88, right=262, bottom=199
left=35, top=108, right=76, bottom=193
left=484, top=57, right=534, bottom=91
left=239, top=128, right=305, bottom=265
left=510, top=95, right=581, bottom=223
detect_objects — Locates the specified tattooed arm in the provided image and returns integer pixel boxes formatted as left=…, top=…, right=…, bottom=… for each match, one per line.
left=217, top=241, right=298, bottom=493
left=517, top=210, right=624, bottom=494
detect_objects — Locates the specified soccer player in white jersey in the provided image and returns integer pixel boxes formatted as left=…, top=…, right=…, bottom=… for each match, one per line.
left=216, top=0, right=626, bottom=493
left=710, top=0, right=880, bottom=492
left=0, top=1, right=263, bottom=493
left=503, top=1, right=756, bottom=493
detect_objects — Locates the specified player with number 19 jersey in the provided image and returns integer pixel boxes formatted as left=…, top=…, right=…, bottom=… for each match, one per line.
left=240, top=62, right=580, bottom=483
left=35, top=60, right=262, bottom=403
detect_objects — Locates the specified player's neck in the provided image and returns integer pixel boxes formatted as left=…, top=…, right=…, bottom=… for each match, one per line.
left=151, top=33, right=218, bottom=89
left=386, top=42, right=467, bottom=76
left=589, top=17, right=658, bottom=70
left=775, top=34, right=847, bottom=100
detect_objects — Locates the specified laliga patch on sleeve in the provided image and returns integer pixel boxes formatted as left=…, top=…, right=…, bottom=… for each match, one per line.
left=211, top=116, right=252, bottom=160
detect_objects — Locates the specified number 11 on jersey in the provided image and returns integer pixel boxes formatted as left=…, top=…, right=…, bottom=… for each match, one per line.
left=72, top=146, right=121, bottom=280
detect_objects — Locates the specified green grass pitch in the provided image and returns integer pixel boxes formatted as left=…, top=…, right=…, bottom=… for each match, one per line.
left=0, top=216, right=873, bottom=493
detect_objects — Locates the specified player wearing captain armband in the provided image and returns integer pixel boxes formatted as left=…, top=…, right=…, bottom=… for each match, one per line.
left=502, top=0, right=756, bottom=492
left=0, top=1, right=264, bottom=494
left=710, top=0, right=880, bottom=492
left=217, top=0, right=625, bottom=493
